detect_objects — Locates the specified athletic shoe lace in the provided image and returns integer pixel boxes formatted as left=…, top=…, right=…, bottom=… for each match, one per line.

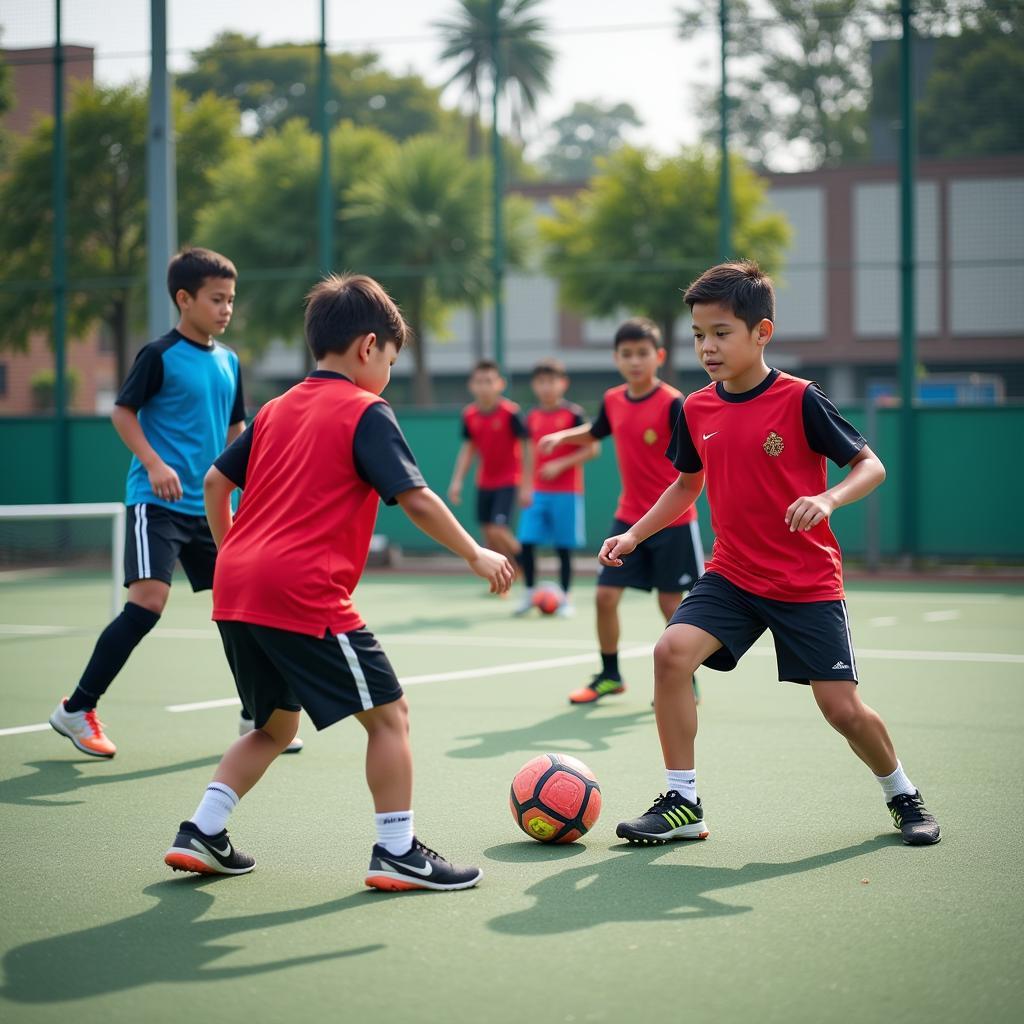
left=413, top=839, right=449, bottom=865
left=83, top=709, right=105, bottom=737
left=645, top=791, right=683, bottom=814
left=890, top=791, right=926, bottom=822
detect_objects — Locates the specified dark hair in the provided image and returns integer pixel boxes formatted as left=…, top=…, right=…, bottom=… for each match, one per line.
left=303, top=273, right=409, bottom=360
left=531, top=357, right=567, bottom=379
left=683, top=260, right=775, bottom=328
left=471, top=359, right=502, bottom=376
left=613, top=317, right=663, bottom=350
left=167, top=247, right=237, bottom=308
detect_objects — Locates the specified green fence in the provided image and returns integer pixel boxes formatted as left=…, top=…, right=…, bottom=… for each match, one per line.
left=1, top=406, right=1022, bottom=560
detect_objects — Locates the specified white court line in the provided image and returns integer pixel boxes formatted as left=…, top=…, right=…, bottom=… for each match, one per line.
left=869, top=616, right=897, bottom=627
left=0, top=722, right=53, bottom=737
left=923, top=610, right=961, bottom=622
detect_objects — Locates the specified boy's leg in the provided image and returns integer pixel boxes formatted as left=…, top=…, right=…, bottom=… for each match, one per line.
left=357, top=697, right=413, bottom=815
left=810, top=681, right=897, bottom=777
left=567, top=585, right=626, bottom=704
left=210, top=707, right=301, bottom=798
left=656, top=590, right=698, bottom=702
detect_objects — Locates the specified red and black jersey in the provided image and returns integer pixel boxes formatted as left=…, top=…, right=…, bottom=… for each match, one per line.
left=591, top=382, right=695, bottom=527
left=671, top=369, right=866, bottom=602
left=461, top=398, right=527, bottom=489
left=212, top=371, right=425, bottom=636
left=527, top=402, right=586, bottom=493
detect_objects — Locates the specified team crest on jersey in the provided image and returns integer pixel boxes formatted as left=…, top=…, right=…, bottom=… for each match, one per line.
left=763, top=431, right=784, bottom=457
left=642, top=428, right=658, bottom=445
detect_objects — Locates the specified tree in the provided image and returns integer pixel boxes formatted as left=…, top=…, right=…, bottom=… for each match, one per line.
left=194, top=119, right=396, bottom=347
left=343, top=134, right=529, bottom=406
left=0, top=85, right=241, bottom=383
left=539, top=146, right=790, bottom=379
left=434, top=0, right=555, bottom=154
left=177, top=32, right=456, bottom=142
left=677, top=0, right=876, bottom=170
left=540, top=100, right=642, bottom=182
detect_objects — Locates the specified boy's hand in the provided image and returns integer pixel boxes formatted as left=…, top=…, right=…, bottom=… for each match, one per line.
left=518, top=485, right=533, bottom=508
left=785, top=493, right=835, bottom=532
left=447, top=482, right=462, bottom=506
left=148, top=460, right=183, bottom=502
left=539, top=460, right=563, bottom=481
left=599, top=531, right=638, bottom=566
left=537, top=433, right=562, bottom=456
left=469, top=547, right=516, bottom=594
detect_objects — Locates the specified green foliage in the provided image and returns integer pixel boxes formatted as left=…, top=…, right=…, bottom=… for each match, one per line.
left=539, top=146, right=790, bottom=375
left=30, top=367, right=79, bottom=411
left=540, top=100, right=643, bottom=182
left=177, top=32, right=456, bottom=142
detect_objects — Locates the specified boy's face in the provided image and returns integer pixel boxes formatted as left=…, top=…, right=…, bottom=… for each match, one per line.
left=353, top=336, right=399, bottom=396
left=613, top=339, right=664, bottom=388
left=177, top=276, right=235, bottom=339
left=690, top=301, right=772, bottom=383
left=468, top=369, right=504, bottom=406
left=531, top=372, right=568, bottom=407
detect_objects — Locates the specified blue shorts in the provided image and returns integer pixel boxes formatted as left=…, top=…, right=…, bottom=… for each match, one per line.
left=517, top=491, right=585, bottom=550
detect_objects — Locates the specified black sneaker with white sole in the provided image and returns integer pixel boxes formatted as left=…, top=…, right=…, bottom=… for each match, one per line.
left=615, top=790, right=710, bottom=845
left=164, top=820, right=256, bottom=875
left=365, top=837, right=482, bottom=892
left=887, top=790, right=941, bottom=846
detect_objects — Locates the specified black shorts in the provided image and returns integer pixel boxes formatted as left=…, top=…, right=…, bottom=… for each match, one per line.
left=597, top=518, right=705, bottom=594
left=124, top=503, right=217, bottom=591
left=477, top=485, right=516, bottom=526
left=668, top=571, right=859, bottom=685
left=216, top=621, right=404, bottom=730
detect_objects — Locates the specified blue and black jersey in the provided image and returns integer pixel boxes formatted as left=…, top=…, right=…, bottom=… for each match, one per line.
left=116, top=329, right=245, bottom=516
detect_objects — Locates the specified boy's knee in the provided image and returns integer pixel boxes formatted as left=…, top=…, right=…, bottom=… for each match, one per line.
left=654, top=631, right=699, bottom=677
left=818, top=695, right=862, bottom=734
left=595, top=587, right=620, bottom=612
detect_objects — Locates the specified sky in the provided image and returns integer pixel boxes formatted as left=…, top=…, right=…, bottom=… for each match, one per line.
left=1, top=0, right=720, bottom=157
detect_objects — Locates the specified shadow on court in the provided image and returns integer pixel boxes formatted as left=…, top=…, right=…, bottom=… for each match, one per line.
left=1, top=880, right=387, bottom=1003
left=0, top=756, right=221, bottom=807
left=489, top=835, right=898, bottom=934
left=484, top=841, right=589, bottom=864
left=448, top=704, right=653, bottom=760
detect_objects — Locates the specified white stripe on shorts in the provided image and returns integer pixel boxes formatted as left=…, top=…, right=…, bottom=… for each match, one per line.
left=134, top=503, right=151, bottom=579
left=839, top=600, right=858, bottom=677
left=688, top=518, right=706, bottom=576
left=336, top=633, right=374, bottom=711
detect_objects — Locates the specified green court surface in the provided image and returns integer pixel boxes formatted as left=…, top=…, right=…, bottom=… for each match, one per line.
left=1, top=572, right=1022, bottom=1024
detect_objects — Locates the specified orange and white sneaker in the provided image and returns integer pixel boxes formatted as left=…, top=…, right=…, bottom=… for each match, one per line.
left=49, top=699, right=117, bottom=758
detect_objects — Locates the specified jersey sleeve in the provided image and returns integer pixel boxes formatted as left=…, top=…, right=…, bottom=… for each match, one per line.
left=668, top=405, right=703, bottom=473
left=802, top=384, right=867, bottom=467
left=460, top=413, right=472, bottom=441
left=668, top=396, right=683, bottom=436
left=510, top=408, right=529, bottom=439
left=589, top=400, right=612, bottom=439
left=115, top=343, right=164, bottom=409
left=353, top=403, right=427, bottom=505
left=570, top=406, right=585, bottom=428
left=213, top=421, right=254, bottom=488
left=230, top=360, right=246, bottom=425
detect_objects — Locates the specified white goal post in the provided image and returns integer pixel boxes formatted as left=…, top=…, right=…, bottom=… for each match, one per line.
left=0, top=503, right=126, bottom=620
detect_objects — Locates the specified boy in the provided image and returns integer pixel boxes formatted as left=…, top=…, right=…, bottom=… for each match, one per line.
left=164, top=274, right=514, bottom=890
left=47, top=249, right=305, bottom=756
left=448, top=359, right=529, bottom=566
left=603, top=260, right=940, bottom=847
left=538, top=319, right=704, bottom=704
left=515, top=358, right=598, bottom=617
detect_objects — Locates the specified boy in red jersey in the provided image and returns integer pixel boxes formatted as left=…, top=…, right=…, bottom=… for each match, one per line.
left=538, top=319, right=704, bottom=704
left=515, top=358, right=599, bottom=617
left=163, top=274, right=515, bottom=889
left=448, top=359, right=529, bottom=567
left=604, top=261, right=940, bottom=847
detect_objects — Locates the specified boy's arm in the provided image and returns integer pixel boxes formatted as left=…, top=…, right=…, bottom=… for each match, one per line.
left=539, top=439, right=600, bottom=480
left=111, top=405, right=183, bottom=502
left=599, top=472, right=705, bottom=566
left=537, top=422, right=597, bottom=455
left=203, top=466, right=237, bottom=547
left=397, top=487, right=514, bottom=593
left=226, top=420, right=246, bottom=445
left=786, top=446, right=885, bottom=532
left=447, top=440, right=475, bottom=506
left=519, top=439, right=534, bottom=506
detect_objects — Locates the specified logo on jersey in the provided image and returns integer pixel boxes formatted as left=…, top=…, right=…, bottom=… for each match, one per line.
left=763, top=431, right=785, bottom=457
left=642, top=428, right=658, bottom=445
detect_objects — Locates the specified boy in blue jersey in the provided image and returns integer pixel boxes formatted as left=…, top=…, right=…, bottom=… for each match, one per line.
left=48, top=249, right=302, bottom=756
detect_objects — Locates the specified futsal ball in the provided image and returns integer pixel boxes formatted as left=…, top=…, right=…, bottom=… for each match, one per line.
left=509, top=753, right=602, bottom=843
left=532, top=583, right=562, bottom=615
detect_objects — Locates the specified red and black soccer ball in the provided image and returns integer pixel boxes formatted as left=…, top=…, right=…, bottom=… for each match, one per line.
left=509, top=753, right=602, bottom=843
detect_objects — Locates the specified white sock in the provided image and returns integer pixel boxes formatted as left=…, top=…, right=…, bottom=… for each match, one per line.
left=375, top=810, right=414, bottom=856
left=190, top=782, right=239, bottom=836
left=876, top=760, right=916, bottom=801
left=666, top=769, right=697, bottom=804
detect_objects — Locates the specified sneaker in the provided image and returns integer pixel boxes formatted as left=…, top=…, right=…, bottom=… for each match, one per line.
left=555, top=600, right=575, bottom=619
left=164, top=820, right=255, bottom=875
left=887, top=790, right=941, bottom=846
left=239, top=713, right=304, bottom=753
left=615, top=790, right=710, bottom=845
left=49, top=699, right=116, bottom=758
left=568, top=673, right=625, bottom=704
left=513, top=590, right=535, bottom=616
left=365, top=837, right=482, bottom=892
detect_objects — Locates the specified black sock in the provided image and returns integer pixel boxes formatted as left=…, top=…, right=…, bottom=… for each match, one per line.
left=601, top=652, right=620, bottom=679
left=557, top=548, right=572, bottom=594
left=520, top=544, right=536, bottom=588
left=64, top=602, right=161, bottom=712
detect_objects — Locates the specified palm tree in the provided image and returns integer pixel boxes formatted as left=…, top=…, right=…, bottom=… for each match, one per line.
left=434, top=0, right=555, bottom=155
left=343, top=136, right=492, bottom=406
